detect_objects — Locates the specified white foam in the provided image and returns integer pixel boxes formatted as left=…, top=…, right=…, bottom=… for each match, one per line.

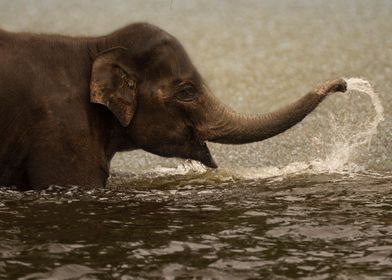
left=152, top=160, right=208, bottom=176
left=237, top=162, right=309, bottom=180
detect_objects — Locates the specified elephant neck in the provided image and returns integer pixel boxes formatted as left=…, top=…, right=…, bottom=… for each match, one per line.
left=90, top=105, right=136, bottom=162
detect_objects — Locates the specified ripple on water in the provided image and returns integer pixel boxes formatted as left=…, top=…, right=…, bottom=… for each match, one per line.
left=0, top=172, right=391, bottom=279
left=18, top=264, right=99, bottom=280
left=266, top=225, right=366, bottom=241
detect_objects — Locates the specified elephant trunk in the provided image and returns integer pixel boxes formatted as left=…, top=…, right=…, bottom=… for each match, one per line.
left=197, top=79, right=346, bottom=144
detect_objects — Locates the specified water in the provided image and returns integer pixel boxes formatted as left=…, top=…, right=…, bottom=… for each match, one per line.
left=312, top=77, right=385, bottom=173
left=1, top=1, right=392, bottom=279
left=1, top=172, right=391, bottom=279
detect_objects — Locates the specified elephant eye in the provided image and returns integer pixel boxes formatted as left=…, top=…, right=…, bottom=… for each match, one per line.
left=174, top=85, right=197, bottom=102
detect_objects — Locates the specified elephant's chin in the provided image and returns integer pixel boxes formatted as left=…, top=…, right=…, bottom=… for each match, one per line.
left=192, top=143, right=217, bottom=169
left=144, top=142, right=217, bottom=169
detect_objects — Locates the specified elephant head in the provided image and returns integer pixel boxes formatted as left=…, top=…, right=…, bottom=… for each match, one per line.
left=89, top=23, right=346, bottom=168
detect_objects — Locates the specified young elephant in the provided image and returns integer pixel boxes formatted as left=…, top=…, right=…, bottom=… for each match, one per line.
left=0, top=23, right=346, bottom=189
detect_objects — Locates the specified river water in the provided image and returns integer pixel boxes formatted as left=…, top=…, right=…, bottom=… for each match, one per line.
left=0, top=1, right=391, bottom=279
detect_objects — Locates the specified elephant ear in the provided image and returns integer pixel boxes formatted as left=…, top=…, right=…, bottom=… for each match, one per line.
left=90, top=48, right=137, bottom=127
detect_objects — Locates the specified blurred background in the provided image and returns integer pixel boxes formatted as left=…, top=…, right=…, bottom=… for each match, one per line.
left=1, top=0, right=391, bottom=173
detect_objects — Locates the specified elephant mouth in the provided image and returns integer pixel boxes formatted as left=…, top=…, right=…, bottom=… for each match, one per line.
left=191, top=142, right=217, bottom=169
left=144, top=141, right=217, bottom=169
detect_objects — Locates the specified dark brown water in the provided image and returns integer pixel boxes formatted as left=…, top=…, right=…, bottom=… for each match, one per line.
left=1, top=0, right=392, bottom=279
left=1, top=171, right=392, bottom=279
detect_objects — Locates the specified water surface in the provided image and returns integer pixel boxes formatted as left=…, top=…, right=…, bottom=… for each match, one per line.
left=1, top=170, right=391, bottom=279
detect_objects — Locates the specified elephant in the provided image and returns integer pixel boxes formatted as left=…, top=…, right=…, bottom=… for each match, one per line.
left=0, top=23, right=347, bottom=190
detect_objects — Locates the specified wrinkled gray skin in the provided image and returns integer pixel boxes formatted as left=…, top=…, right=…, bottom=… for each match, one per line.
left=0, top=23, right=346, bottom=189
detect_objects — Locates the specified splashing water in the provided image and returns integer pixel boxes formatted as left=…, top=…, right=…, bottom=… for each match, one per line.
left=311, top=77, right=384, bottom=173
left=152, top=160, right=208, bottom=175
left=238, top=78, right=385, bottom=180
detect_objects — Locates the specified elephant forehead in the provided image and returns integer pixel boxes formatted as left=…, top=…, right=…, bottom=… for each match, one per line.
left=142, top=45, right=196, bottom=76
